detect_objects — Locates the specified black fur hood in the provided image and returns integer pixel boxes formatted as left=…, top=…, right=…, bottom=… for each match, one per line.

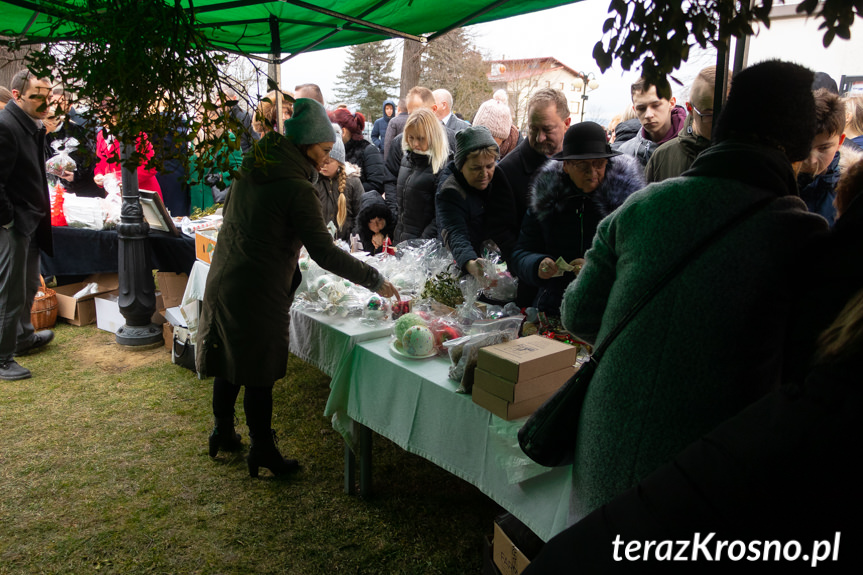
left=529, top=154, right=645, bottom=221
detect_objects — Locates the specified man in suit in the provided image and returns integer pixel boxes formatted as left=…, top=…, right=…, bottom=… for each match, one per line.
left=0, top=70, right=56, bottom=381
left=433, top=89, right=470, bottom=133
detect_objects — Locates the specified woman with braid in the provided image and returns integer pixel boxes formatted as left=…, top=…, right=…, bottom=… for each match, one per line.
left=313, top=133, right=362, bottom=241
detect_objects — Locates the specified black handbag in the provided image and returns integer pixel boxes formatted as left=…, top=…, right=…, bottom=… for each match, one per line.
left=518, top=196, right=775, bottom=467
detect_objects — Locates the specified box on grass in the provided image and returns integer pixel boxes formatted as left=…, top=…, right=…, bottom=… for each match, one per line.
left=54, top=273, right=119, bottom=326
left=492, top=513, right=544, bottom=575
left=195, top=229, right=218, bottom=264
left=477, top=335, right=577, bottom=383
left=472, top=384, right=554, bottom=421
left=474, top=365, right=575, bottom=403
left=94, top=290, right=124, bottom=333
left=155, top=272, right=188, bottom=309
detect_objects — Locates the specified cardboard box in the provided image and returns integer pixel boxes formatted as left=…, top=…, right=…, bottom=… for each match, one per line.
left=162, top=321, right=174, bottom=350
left=472, top=384, right=553, bottom=421
left=156, top=272, right=188, bottom=309
left=195, top=229, right=218, bottom=264
left=474, top=365, right=575, bottom=403
left=477, top=335, right=577, bottom=383
left=493, top=521, right=531, bottom=575
left=94, top=290, right=125, bottom=333
left=54, top=274, right=120, bottom=326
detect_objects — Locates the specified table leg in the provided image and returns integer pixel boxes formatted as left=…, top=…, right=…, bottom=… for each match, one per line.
left=359, top=423, right=372, bottom=497
left=344, top=441, right=356, bottom=495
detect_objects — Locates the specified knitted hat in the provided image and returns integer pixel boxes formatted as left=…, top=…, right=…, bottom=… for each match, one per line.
left=472, top=99, right=511, bottom=140
left=713, top=60, right=815, bottom=162
left=329, top=129, right=346, bottom=164
left=455, top=125, right=499, bottom=170
left=283, top=98, right=336, bottom=145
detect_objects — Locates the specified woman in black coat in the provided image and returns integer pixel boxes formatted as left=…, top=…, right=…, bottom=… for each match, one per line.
left=436, top=125, right=518, bottom=277
left=330, top=108, right=386, bottom=194
left=385, top=108, right=451, bottom=243
left=510, top=122, right=644, bottom=313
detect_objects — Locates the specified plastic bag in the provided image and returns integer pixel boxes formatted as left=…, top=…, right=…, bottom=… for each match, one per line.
left=50, top=183, right=67, bottom=227
left=45, top=137, right=78, bottom=177
left=444, top=330, right=516, bottom=394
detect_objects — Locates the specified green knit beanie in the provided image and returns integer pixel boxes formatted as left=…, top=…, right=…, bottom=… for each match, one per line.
left=455, top=125, right=499, bottom=170
left=284, top=98, right=337, bottom=145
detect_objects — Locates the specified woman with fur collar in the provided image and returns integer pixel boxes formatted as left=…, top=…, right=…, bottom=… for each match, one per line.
left=510, top=122, right=645, bottom=313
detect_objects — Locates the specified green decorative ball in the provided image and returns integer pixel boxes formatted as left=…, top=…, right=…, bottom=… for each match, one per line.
left=393, top=312, right=427, bottom=342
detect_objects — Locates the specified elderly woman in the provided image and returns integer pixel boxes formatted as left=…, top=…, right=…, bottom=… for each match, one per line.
left=510, top=122, right=644, bottom=313
left=385, top=108, right=450, bottom=242
left=436, top=125, right=518, bottom=278
left=197, top=98, right=398, bottom=478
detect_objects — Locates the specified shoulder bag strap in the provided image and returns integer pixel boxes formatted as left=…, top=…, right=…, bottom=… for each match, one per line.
left=590, top=195, right=776, bottom=362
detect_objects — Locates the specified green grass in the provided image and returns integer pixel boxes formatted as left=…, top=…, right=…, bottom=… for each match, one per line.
left=0, top=323, right=501, bottom=574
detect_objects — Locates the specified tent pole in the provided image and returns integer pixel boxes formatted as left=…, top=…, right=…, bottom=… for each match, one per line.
left=268, top=15, right=283, bottom=131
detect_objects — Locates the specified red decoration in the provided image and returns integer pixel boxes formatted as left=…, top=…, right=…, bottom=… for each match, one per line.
left=50, top=183, right=67, bottom=227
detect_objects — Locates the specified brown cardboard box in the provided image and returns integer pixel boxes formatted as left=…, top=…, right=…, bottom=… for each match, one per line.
left=156, top=272, right=188, bottom=309
left=477, top=335, right=577, bottom=383
left=162, top=321, right=174, bottom=350
left=474, top=365, right=575, bottom=403
left=493, top=521, right=531, bottom=575
left=195, top=229, right=218, bottom=264
left=54, top=274, right=120, bottom=326
left=472, top=384, right=552, bottom=421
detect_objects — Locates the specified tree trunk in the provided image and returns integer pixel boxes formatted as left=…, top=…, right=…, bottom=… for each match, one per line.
left=0, top=43, right=37, bottom=89
left=399, top=40, right=423, bottom=98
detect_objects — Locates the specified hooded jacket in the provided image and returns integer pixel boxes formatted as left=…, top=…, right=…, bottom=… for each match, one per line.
left=797, top=145, right=863, bottom=226
left=344, top=137, right=385, bottom=195
left=355, top=190, right=395, bottom=254
left=616, top=105, right=687, bottom=166
left=510, top=154, right=645, bottom=313
left=371, top=99, right=395, bottom=152
left=559, top=140, right=828, bottom=521
left=644, top=113, right=711, bottom=182
left=196, top=132, right=382, bottom=386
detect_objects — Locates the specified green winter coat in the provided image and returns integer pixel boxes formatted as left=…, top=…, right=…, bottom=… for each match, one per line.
left=644, top=114, right=711, bottom=183
left=196, top=132, right=383, bottom=386
left=559, top=141, right=828, bottom=522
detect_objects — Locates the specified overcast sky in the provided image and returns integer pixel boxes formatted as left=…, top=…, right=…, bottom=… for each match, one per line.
left=277, top=0, right=861, bottom=124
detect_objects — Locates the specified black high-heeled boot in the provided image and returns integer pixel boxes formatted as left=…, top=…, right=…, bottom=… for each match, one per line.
left=247, top=429, right=299, bottom=478
left=208, top=418, right=244, bottom=458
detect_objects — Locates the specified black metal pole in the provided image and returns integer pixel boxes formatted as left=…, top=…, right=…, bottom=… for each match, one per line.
left=115, top=141, right=162, bottom=346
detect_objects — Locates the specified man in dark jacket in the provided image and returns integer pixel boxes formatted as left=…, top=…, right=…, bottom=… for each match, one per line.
left=0, top=71, right=56, bottom=380
left=617, top=76, right=687, bottom=166
left=371, top=99, right=395, bottom=152
left=382, top=98, right=408, bottom=160
left=645, top=66, right=726, bottom=182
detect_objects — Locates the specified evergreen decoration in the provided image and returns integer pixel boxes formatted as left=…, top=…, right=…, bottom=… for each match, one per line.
left=333, top=41, right=399, bottom=120
left=0, top=0, right=268, bottom=183
left=594, top=0, right=862, bottom=86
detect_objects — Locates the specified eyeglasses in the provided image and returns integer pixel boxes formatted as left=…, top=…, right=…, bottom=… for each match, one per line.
left=570, top=159, right=608, bottom=173
left=690, top=103, right=713, bottom=119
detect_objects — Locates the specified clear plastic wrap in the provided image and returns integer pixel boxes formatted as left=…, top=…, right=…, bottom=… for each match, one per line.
left=443, top=329, right=517, bottom=394
left=45, top=137, right=78, bottom=177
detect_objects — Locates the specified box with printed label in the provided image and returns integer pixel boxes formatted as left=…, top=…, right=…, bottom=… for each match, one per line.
left=477, top=335, right=577, bottom=383
left=54, top=273, right=120, bottom=326
left=474, top=365, right=575, bottom=403
left=195, top=229, right=218, bottom=264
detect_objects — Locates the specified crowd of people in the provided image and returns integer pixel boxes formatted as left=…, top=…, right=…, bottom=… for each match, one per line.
left=3, top=57, right=863, bottom=570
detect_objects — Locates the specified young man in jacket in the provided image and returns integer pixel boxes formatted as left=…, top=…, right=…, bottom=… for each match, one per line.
left=617, top=76, right=687, bottom=167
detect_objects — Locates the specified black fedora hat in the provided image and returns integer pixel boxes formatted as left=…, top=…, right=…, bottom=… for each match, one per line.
left=551, top=121, right=621, bottom=161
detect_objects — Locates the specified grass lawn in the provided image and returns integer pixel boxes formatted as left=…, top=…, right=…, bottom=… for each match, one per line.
left=0, top=322, right=502, bottom=574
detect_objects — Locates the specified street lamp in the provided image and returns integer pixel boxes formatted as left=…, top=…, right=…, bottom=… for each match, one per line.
left=574, top=72, right=600, bottom=123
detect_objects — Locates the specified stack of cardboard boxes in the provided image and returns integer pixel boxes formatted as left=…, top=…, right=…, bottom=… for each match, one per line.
left=472, top=335, right=577, bottom=421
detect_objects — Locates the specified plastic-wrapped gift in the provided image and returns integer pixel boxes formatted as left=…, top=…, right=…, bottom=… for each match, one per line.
left=45, top=137, right=78, bottom=177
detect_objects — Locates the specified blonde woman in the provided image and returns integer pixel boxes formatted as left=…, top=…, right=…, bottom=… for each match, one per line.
left=385, top=108, right=450, bottom=243
left=313, top=135, right=362, bottom=241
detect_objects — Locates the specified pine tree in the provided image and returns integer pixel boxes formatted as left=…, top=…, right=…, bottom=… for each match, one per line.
left=333, top=41, right=399, bottom=123
left=419, top=29, right=491, bottom=123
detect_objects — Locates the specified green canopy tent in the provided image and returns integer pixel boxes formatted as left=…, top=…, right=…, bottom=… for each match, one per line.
left=1, top=0, right=581, bottom=346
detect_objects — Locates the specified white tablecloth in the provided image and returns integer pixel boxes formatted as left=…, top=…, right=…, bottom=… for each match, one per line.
left=324, top=336, right=573, bottom=542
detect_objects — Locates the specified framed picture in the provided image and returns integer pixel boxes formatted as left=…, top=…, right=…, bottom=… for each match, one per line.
left=139, top=190, right=180, bottom=236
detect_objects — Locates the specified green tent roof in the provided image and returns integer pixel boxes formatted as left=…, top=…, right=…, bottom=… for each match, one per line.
left=2, top=0, right=579, bottom=59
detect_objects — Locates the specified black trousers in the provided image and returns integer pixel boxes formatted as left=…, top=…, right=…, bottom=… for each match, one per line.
left=212, top=377, right=273, bottom=437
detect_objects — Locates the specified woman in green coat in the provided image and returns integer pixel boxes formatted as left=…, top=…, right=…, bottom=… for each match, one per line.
left=197, top=98, right=398, bottom=478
